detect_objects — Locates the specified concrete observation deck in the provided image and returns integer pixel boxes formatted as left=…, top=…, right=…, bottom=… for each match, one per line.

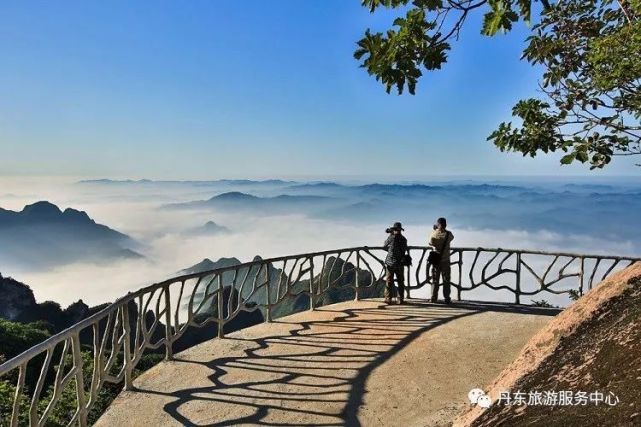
left=97, top=299, right=557, bottom=426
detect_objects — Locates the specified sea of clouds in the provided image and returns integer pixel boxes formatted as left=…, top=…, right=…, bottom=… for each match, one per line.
left=1, top=176, right=640, bottom=307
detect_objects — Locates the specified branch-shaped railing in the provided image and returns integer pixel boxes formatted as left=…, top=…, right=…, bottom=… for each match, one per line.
left=0, top=246, right=639, bottom=426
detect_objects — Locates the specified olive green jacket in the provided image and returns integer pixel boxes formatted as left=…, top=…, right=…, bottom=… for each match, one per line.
left=429, top=229, right=454, bottom=259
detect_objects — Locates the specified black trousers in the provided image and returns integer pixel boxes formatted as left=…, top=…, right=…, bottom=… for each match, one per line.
left=385, top=265, right=405, bottom=300
left=431, top=260, right=451, bottom=302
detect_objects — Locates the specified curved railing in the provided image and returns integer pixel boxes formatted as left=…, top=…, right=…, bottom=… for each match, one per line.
left=1, top=246, right=639, bottom=426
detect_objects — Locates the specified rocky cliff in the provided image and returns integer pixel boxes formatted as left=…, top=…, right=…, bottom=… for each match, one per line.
left=455, top=262, right=641, bottom=427
left=0, top=273, right=93, bottom=329
left=0, top=273, right=37, bottom=321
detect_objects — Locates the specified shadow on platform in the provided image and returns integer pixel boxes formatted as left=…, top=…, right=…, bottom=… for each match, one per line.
left=119, top=300, right=559, bottom=426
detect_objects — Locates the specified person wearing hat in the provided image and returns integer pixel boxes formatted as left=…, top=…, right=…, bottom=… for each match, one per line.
left=383, top=222, right=408, bottom=304
left=429, top=217, right=454, bottom=304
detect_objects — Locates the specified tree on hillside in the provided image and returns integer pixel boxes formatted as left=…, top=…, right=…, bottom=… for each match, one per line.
left=355, top=0, right=641, bottom=169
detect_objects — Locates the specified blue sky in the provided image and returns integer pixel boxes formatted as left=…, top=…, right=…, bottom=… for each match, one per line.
left=0, top=0, right=638, bottom=179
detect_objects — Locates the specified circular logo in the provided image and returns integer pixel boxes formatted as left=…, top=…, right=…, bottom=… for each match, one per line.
left=468, top=388, right=485, bottom=404
left=477, top=394, right=492, bottom=408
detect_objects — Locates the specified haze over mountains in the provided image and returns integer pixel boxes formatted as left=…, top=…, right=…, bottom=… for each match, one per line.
left=2, top=176, right=640, bottom=306
left=164, top=191, right=339, bottom=215
left=182, top=221, right=230, bottom=237
left=0, top=201, right=141, bottom=269
left=157, top=179, right=641, bottom=244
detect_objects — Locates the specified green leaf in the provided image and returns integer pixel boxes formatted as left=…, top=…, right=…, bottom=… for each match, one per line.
left=561, top=153, right=576, bottom=164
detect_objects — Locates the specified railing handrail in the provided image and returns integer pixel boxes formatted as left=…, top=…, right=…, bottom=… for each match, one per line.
left=0, top=246, right=384, bottom=373
left=2, top=245, right=640, bottom=427
left=148, top=246, right=641, bottom=288
left=2, top=245, right=640, bottom=375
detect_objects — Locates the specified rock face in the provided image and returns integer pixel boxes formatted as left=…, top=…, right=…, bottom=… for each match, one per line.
left=313, top=256, right=385, bottom=305
left=0, top=273, right=37, bottom=320
left=455, top=262, right=641, bottom=427
left=179, top=257, right=242, bottom=276
left=179, top=255, right=385, bottom=320
left=0, top=273, right=91, bottom=331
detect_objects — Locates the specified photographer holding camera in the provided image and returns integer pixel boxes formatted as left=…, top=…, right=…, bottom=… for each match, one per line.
left=383, top=222, right=409, bottom=305
left=429, top=217, right=454, bottom=304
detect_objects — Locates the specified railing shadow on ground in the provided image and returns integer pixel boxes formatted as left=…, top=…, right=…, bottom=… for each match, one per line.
left=127, top=300, right=560, bottom=427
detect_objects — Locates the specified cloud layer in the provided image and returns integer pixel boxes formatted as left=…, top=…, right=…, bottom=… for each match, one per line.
left=1, top=176, right=639, bottom=307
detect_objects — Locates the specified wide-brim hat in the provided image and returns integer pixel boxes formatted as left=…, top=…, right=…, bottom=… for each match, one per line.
left=391, top=222, right=404, bottom=231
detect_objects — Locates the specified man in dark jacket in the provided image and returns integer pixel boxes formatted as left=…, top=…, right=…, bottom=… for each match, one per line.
left=383, top=222, right=408, bottom=305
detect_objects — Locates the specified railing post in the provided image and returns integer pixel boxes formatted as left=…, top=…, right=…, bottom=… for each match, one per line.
left=11, top=364, right=26, bottom=427
left=579, top=257, right=585, bottom=296
left=71, top=333, right=88, bottom=426
left=406, top=251, right=411, bottom=300
left=309, top=257, right=316, bottom=311
left=355, top=253, right=360, bottom=301
left=3, top=246, right=639, bottom=427
left=515, top=252, right=522, bottom=304
left=457, top=250, right=462, bottom=301
left=164, top=285, right=173, bottom=361
left=217, top=274, right=224, bottom=339
left=121, top=304, right=133, bottom=391
left=265, top=264, right=272, bottom=322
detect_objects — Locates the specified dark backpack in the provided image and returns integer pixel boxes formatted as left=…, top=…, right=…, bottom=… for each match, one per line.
left=428, top=231, right=450, bottom=266
left=401, top=253, right=412, bottom=266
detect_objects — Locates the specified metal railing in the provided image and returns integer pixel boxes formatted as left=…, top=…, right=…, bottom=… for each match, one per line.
left=0, top=246, right=639, bottom=426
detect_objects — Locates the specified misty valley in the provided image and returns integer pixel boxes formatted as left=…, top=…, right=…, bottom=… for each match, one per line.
left=2, top=177, right=641, bottom=311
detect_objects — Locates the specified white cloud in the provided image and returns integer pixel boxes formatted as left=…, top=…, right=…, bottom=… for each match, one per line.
left=1, top=177, right=638, bottom=308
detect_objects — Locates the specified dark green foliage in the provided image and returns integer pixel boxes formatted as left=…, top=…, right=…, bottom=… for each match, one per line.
left=568, top=289, right=581, bottom=301
left=356, top=0, right=641, bottom=168
left=490, top=0, right=641, bottom=168
left=355, top=7, right=446, bottom=94
left=0, top=316, right=164, bottom=426
left=356, top=0, right=544, bottom=95
left=0, top=380, right=24, bottom=425
left=531, top=299, right=558, bottom=308
left=0, top=319, right=51, bottom=362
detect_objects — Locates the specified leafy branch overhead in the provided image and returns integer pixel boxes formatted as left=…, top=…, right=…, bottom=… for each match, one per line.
left=356, top=0, right=641, bottom=169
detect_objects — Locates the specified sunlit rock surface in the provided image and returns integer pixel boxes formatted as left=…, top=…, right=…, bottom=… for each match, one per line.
left=456, top=262, right=641, bottom=427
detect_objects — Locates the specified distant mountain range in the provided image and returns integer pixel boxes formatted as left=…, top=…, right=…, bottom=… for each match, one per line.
left=78, top=179, right=296, bottom=187
left=41, top=177, right=641, bottom=255
left=0, top=201, right=142, bottom=270
left=164, top=191, right=340, bottom=214
left=155, top=180, right=641, bottom=246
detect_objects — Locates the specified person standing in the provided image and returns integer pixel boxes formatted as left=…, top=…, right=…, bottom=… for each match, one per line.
left=383, top=222, right=408, bottom=305
left=429, top=217, right=454, bottom=304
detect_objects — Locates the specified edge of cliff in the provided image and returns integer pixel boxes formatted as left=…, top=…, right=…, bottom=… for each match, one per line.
left=455, top=261, right=641, bottom=427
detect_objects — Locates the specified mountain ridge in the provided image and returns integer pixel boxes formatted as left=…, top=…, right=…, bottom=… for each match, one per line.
left=0, top=201, right=141, bottom=269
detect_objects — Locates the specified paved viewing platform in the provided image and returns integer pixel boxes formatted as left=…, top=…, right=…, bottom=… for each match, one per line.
left=97, top=299, right=557, bottom=426
left=5, top=247, right=634, bottom=426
